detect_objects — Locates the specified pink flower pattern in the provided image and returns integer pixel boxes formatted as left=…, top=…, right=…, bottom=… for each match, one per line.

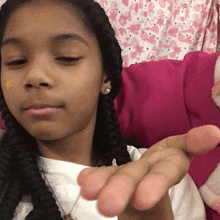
left=96, top=0, right=220, bottom=67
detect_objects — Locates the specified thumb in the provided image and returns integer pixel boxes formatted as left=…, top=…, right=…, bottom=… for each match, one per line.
left=185, top=125, right=220, bottom=157
left=166, top=125, right=220, bottom=160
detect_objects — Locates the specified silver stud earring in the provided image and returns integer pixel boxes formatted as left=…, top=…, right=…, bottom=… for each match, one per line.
left=105, top=88, right=111, bottom=94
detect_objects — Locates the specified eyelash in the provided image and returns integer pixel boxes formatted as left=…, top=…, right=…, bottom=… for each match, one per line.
left=5, top=57, right=81, bottom=66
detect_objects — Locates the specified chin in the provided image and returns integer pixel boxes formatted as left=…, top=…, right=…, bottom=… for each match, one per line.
left=32, top=132, right=57, bottom=141
left=27, top=126, right=63, bottom=141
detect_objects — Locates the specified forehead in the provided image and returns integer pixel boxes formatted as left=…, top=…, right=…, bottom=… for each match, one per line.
left=2, top=0, right=97, bottom=48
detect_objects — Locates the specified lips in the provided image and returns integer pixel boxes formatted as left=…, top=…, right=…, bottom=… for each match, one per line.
left=26, top=107, right=58, bottom=115
left=23, top=102, right=63, bottom=116
left=23, top=103, right=63, bottom=110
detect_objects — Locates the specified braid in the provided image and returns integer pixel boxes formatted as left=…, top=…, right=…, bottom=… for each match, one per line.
left=0, top=108, right=62, bottom=219
left=0, top=97, right=24, bottom=219
left=14, top=140, right=63, bottom=219
left=0, top=140, right=27, bottom=220
left=93, top=94, right=131, bottom=166
left=83, top=1, right=123, bottom=98
left=0, top=132, right=12, bottom=196
left=0, top=120, right=63, bottom=219
left=0, top=130, right=24, bottom=219
left=0, top=0, right=132, bottom=219
left=0, top=179, right=23, bottom=220
left=69, top=0, right=131, bottom=166
left=101, top=95, right=131, bottom=166
left=63, top=0, right=122, bottom=97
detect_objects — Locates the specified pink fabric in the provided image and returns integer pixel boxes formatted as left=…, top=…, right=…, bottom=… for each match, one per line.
left=0, top=113, right=4, bottom=129
left=115, top=51, right=220, bottom=155
left=114, top=51, right=220, bottom=219
left=97, top=0, right=220, bottom=66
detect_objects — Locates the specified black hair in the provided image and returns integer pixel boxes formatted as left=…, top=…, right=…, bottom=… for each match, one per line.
left=0, top=0, right=132, bottom=219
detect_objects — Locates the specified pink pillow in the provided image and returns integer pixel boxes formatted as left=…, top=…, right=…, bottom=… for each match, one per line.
left=114, top=51, right=220, bottom=187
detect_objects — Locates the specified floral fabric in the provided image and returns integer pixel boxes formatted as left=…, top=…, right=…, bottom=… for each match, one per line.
left=0, top=0, right=219, bottom=66
left=96, top=0, right=220, bottom=66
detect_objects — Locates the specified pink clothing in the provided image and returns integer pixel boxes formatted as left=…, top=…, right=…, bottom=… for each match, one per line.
left=114, top=51, right=220, bottom=219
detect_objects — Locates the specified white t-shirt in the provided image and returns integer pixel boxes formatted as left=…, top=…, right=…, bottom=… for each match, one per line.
left=13, top=146, right=206, bottom=220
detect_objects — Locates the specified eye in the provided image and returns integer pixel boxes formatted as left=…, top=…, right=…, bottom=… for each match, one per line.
left=4, top=57, right=82, bottom=67
left=5, top=59, right=27, bottom=66
left=56, top=57, right=82, bottom=63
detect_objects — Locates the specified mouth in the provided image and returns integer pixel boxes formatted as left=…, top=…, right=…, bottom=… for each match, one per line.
left=23, top=103, right=64, bottom=116
left=25, top=107, right=60, bottom=116
left=24, top=104, right=62, bottom=110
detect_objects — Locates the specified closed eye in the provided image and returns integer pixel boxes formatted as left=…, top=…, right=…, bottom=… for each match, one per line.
left=6, top=59, right=27, bottom=66
left=56, top=57, right=82, bottom=63
left=5, top=57, right=82, bottom=66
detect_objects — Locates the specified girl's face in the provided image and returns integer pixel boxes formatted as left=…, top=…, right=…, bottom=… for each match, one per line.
left=0, top=0, right=109, bottom=141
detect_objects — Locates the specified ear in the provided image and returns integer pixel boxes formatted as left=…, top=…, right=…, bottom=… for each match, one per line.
left=101, top=74, right=111, bottom=95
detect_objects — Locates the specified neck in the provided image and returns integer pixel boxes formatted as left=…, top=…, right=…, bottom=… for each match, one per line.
left=37, top=126, right=96, bottom=167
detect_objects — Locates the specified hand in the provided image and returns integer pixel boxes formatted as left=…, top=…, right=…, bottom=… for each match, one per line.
left=77, top=125, right=220, bottom=218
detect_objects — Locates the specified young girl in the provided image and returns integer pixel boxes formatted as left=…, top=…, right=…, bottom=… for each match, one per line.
left=0, top=0, right=219, bottom=219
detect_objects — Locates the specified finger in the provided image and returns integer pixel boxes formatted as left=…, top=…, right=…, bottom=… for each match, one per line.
left=96, top=159, right=151, bottom=217
left=77, top=167, right=99, bottom=186
left=168, top=125, right=220, bottom=158
left=185, top=125, right=220, bottom=156
left=131, top=173, right=168, bottom=210
left=78, top=166, right=118, bottom=200
left=131, top=149, right=189, bottom=210
left=142, top=125, right=220, bottom=162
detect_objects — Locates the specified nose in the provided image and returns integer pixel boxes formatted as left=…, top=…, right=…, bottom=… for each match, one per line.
left=24, top=57, right=54, bottom=90
left=25, top=81, right=50, bottom=89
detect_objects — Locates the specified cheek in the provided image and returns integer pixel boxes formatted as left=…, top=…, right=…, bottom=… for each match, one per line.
left=64, top=62, right=103, bottom=102
left=1, top=91, right=18, bottom=124
left=61, top=67, right=102, bottom=125
left=65, top=76, right=101, bottom=112
left=1, top=75, right=20, bottom=118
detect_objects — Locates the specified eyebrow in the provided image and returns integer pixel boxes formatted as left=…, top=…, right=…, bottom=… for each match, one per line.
left=1, top=33, right=89, bottom=49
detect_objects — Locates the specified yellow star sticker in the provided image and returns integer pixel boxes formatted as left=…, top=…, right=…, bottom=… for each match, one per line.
left=5, top=80, right=12, bottom=89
